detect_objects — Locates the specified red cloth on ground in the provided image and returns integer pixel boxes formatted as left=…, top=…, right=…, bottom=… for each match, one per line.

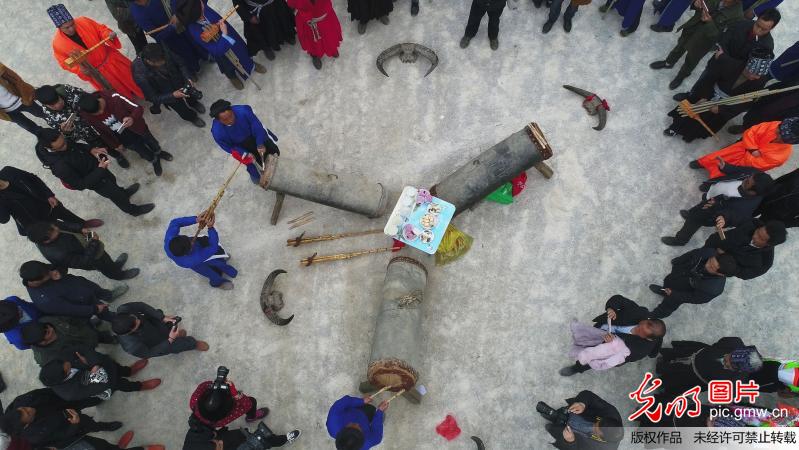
left=435, top=414, right=462, bottom=441
left=286, top=0, right=342, bottom=57
left=52, top=16, right=143, bottom=99
left=189, top=380, right=253, bottom=429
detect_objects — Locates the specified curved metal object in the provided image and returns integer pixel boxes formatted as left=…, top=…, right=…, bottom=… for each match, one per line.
left=259, top=269, right=294, bottom=326
left=471, top=436, right=486, bottom=450
left=563, top=85, right=609, bottom=131
left=377, top=43, right=439, bottom=77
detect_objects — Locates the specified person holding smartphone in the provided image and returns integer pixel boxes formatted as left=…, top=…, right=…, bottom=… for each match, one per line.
left=111, top=301, right=209, bottom=358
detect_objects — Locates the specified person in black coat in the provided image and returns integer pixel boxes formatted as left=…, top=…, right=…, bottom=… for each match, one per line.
left=459, top=0, right=507, bottom=51
left=1, top=402, right=121, bottom=449
left=0, top=166, right=102, bottom=236
left=111, top=301, right=209, bottom=358
left=703, top=218, right=786, bottom=279
left=26, top=221, right=139, bottom=280
left=536, top=390, right=624, bottom=449
left=559, top=295, right=666, bottom=376
left=649, top=247, right=738, bottom=318
left=233, top=0, right=296, bottom=58
left=662, top=164, right=774, bottom=246
left=35, top=129, right=154, bottom=217
left=758, top=167, right=799, bottom=227
left=656, top=337, right=762, bottom=400
left=133, top=43, right=206, bottom=128
left=38, top=347, right=160, bottom=403
left=20, top=261, right=126, bottom=320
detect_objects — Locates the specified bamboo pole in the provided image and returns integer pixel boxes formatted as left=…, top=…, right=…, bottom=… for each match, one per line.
left=300, top=247, right=402, bottom=267
left=287, top=229, right=384, bottom=247
left=677, top=85, right=799, bottom=116
left=679, top=100, right=719, bottom=142
left=64, top=35, right=114, bottom=67
left=287, top=212, right=314, bottom=224
left=191, top=162, right=244, bottom=247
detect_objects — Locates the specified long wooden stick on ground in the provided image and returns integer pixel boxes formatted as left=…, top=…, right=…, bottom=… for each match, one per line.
left=287, top=229, right=384, bottom=247
left=300, top=246, right=402, bottom=267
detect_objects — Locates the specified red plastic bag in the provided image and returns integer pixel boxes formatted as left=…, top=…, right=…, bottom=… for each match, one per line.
left=511, top=172, right=527, bottom=197
left=435, top=414, right=462, bottom=441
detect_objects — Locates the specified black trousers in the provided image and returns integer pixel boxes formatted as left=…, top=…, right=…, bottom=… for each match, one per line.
left=119, top=130, right=160, bottom=161
left=91, top=173, right=138, bottom=215
left=50, top=203, right=86, bottom=226
left=464, top=1, right=505, bottom=39
left=93, top=251, right=126, bottom=280
left=673, top=201, right=717, bottom=243
left=81, top=435, right=144, bottom=450
left=548, top=0, right=578, bottom=23
left=165, top=97, right=201, bottom=122
left=125, top=28, right=148, bottom=54
left=6, top=103, right=46, bottom=135
left=221, top=427, right=289, bottom=448
left=112, top=363, right=142, bottom=392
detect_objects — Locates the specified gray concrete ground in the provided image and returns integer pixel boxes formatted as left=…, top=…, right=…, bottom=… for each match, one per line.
left=1, top=0, right=798, bottom=449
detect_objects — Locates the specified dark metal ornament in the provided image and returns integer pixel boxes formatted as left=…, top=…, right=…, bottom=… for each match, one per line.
left=376, top=43, right=439, bottom=77
left=259, top=269, right=294, bottom=326
left=563, top=85, right=610, bottom=131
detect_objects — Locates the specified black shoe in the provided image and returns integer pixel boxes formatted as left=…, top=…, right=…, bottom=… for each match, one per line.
left=563, top=17, right=572, bottom=32
left=192, top=117, right=206, bottom=128
left=158, top=151, right=173, bottom=161
left=114, top=154, right=130, bottom=169
left=689, top=160, right=702, bottom=169
left=459, top=36, right=471, bottom=49
left=650, top=24, right=673, bottom=33
left=192, top=102, right=206, bottom=114
left=357, top=21, right=367, bottom=34
left=287, top=35, right=296, bottom=45
left=679, top=210, right=689, bottom=220
left=663, top=128, right=676, bottom=137
left=115, top=253, right=128, bottom=268
left=599, top=4, right=610, bottom=13
left=669, top=76, right=685, bottom=90
left=649, top=284, right=666, bottom=296
left=410, top=2, right=419, bottom=15
left=312, top=56, right=322, bottom=70
left=490, top=38, right=499, bottom=50
left=99, top=421, right=123, bottom=432
left=650, top=60, right=673, bottom=70
left=125, top=183, right=140, bottom=197
left=660, top=236, right=686, bottom=246
left=542, top=21, right=554, bottom=34
left=263, top=48, right=276, bottom=60
left=727, top=124, right=745, bottom=134
left=620, top=28, right=634, bottom=37
left=379, top=15, right=389, bottom=25
left=672, top=92, right=689, bottom=102
left=533, top=0, right=543, bottom=7
left=132, top=203, right=155, bottom=216
left=152, top=158, right=163, bottom=176
left=558, top=365, right=581, bottom=376
left=120, top=268, right=140, bottom=280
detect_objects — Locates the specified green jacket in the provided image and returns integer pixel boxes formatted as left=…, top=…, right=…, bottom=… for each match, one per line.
left=31, top=316, right=99, bottom=367
left=679, top=0, right=744, bottom=41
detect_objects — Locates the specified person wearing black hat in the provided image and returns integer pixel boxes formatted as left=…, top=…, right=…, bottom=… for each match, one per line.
left=661, top=165, right=774, bottom=246
left=26, top=221, right=139, bottom=281
left=111, top=301, right=209, bottom=358
left=77, top=91, right=173, bottom=177
left=0, top=165, right=102, bottom=237
left=703, top=218, right=786, bottom=279
left=133, top=43, right=206, bottom=128
left=210, top=99, right=280, bottom=184
left=20, top=260, right=127, bottom=320
left=326, top=394, right=387, bottom=450
left=535, top=390, right=624, bottom=449
left=649, top=247, right=738, bottom=318
left=35, top=129, right=155, bottom=216
left=35, top=83, right=131, bottom=168
left=20, top=315, right=114, bottom=367
left=38, top=349, right=160, bottom=402
left=0, top=296, right=41, bottom=350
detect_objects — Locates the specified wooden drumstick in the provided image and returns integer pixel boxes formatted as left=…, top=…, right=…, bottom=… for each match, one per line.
left=385, top=389, right=406, bottom=404
left=369, top=385, right=396, bottom=397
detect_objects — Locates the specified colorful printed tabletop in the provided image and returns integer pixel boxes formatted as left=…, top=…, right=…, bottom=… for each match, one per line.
left=384, top=186, right=456, bottom=254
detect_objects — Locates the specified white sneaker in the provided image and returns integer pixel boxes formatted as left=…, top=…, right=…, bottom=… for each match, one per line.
left=286, top=430, right=301, bottom=444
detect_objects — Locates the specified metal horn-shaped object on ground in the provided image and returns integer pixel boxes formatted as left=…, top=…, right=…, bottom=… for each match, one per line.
left=377, top=43, right=439, bottom=77
left=563, top=84, right=609, bottom=131
left=259, top=269, right=294, bottom=326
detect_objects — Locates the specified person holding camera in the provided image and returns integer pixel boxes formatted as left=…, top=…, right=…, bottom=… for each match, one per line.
left=25, top=221, right=139, bottom=281
left=78, top=91, right=173, bottom=177
left=111, top=301, right=209, bottom=358
left=189, top=367, right=270, bottom=431
left=535, top=390, right=624, bottom=449
left=326, top=394, right=388, bottom=450
left=133, top=43, right=206, bottom=129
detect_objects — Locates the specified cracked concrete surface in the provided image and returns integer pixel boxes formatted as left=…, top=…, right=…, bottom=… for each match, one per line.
left=0, top=0, right=798, bottom=449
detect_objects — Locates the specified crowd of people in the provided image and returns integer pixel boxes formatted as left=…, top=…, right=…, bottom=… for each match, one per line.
left=0, top=0, right=798, bottom=449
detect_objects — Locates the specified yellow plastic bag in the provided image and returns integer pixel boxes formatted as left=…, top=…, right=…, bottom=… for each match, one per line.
left=435, top=224, right=474, bottom=266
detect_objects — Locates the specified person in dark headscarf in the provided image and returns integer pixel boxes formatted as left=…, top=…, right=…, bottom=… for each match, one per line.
left=656, top=338, right=762, bottom=400
left=233, top=0, right=296, bottom=60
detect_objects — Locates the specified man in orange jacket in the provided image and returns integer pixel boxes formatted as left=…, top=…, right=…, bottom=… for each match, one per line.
left=692, top=118, right=799, bottom=178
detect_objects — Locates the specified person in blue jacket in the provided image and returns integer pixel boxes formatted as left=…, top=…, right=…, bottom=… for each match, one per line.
left=164, top=210, right=237, bottom=290
left=129, top=0, right=209, bottom=78
left=0, top=296, right=41, bottom=350
left=326, top=394, right=387, bottom=450
left=210, top=99, right=280, bottom=184
left=175, top=0, right=266, bottom=90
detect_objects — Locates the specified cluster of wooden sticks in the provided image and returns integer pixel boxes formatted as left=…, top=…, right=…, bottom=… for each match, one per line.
left=282, top=217, right=399, bottom=267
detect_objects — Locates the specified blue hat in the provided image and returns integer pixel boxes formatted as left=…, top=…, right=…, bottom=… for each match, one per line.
left=47, top=4, right=73, bottom=27
left=730, top=346, right=762, bottom=373
left=779, top=117, right=799, bottom=144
